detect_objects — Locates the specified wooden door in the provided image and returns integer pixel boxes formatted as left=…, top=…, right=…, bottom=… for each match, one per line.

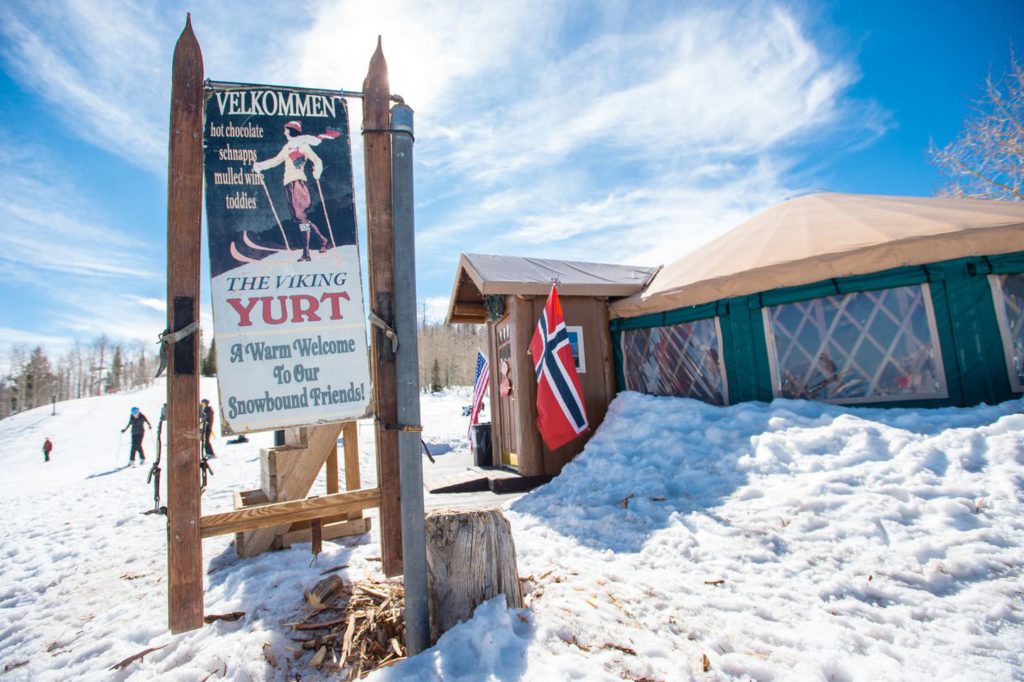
left=495, top=319, right=519, bottom=469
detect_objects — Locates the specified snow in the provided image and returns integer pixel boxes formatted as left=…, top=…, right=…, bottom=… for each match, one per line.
left=1, top=381, right=1023, bottom=680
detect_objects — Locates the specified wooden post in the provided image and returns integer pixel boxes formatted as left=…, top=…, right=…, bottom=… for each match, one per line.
left=363, top=37, right=402, bottom=577
left=166, top=13, right=204, bottom=633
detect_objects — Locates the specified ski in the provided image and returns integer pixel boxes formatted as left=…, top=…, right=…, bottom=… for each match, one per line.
left=230, top=241, right=261, bottom=264
left=243, top=230, right=286, bottom=253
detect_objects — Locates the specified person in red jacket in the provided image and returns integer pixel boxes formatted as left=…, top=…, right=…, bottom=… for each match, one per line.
left=42, top=437, right=52, bottom=462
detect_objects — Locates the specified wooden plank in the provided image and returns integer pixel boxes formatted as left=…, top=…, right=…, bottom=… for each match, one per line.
left=342, top=421, right=362, bottom=521
left=200, top=488, right=381, bottom=538
left=451, top=302, right=487, bottom=318
left=279, top=517, right=371, bottom=548
left=362, top=38, right=402, bottom=577
left=326, top=445, right=339, bottom=495
left=241, top=423, right=343, bottom=556
left=165, top=13, right=205, bottom=634
left=342, top=421, right=361, bottom=490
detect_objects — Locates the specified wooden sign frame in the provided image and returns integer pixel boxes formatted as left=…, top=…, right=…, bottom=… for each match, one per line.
left=164, top=16, right=405, bottom=632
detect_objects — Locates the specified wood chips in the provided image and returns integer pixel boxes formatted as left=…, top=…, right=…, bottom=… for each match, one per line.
left=293, top=576, right=407, bottom=679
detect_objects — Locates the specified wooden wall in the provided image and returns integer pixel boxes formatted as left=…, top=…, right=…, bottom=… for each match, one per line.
left=486, top=294, right=617, bottom=477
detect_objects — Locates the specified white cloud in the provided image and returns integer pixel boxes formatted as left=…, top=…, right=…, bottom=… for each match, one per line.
left=0, top=138, right=158, bottom=279
left=0, top=2, right=168, bottom=172
left=125, top=296, right=166, bottom=313
left=419, top=296, right=452, bottom=324
left=0, top=326, right=73, bottom=353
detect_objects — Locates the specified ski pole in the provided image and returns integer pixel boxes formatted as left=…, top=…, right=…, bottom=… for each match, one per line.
left=115, top=430, right=125, bottom=465
left=315, top=176, right=336, bottom=249
left=258, top=174, right=290, bottom=250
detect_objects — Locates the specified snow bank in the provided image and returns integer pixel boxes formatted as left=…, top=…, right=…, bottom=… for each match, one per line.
left=495, top=393, right=1024, bottom=681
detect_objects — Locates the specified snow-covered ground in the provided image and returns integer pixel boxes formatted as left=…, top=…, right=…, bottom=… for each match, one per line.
left=1, top=380, right=1023, bottom=680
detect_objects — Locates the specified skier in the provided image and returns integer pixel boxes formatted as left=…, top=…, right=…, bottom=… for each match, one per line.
left=200, top=398, right=216, bottom=458
left=252, top=120, right=339, bottom=262
left=121, top=407, right=151, bottom=466
left=42, top=437, right=52, bottom=462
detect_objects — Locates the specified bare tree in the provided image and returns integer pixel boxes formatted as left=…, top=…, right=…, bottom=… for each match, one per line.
left=0, top=334, right=161, bottom=420
left=418, top=321, right=487, bottom=391
left=931, top=51, right=1024, bottom=201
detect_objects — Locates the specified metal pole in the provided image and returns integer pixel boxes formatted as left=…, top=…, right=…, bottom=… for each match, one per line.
left=391, top=103, right=428, bottom=654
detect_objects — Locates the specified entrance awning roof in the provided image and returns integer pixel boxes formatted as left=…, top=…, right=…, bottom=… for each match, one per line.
left=447, top=253, right=657, bottom=324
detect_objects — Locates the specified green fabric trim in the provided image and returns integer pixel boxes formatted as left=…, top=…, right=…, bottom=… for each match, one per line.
left=610, top=300, right=719, bottom=331
left=988, top=251, right=1024, bottom=274
left=761, top=265, right=930, bottom=306
left=610, top=250, right=1024, bottom=407
left=611, top=329, right=625, bottom=392
left=718, top=295, right=774, bottom=403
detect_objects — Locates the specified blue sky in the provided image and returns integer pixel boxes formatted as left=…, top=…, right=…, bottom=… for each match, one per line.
left=0, top=0, right=1021, bottom=355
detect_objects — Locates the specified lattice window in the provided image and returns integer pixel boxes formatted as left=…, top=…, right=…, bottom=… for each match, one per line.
left=989, top=273, right=1024, bottom=392
left=620, top=318, right=728, bottom=405
left=763, top=284, right=947, bottom=404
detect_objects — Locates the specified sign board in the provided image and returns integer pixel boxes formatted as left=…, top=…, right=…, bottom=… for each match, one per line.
left=203, top=85, right=371, bottom=433
left=566, top=325, right=586, bottom=374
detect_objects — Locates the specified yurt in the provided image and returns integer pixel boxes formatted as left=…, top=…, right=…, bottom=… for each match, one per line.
left=609, top=192, right=1024, bottom=408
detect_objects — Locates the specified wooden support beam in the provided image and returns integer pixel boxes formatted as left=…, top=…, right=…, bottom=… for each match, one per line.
left=342, top=421, right=361, bottom=491
left=363, top=37, right=403, bottom=576
left=200, top=488, right=382, bottom=538
left=342, top=421, right=362, bottom=521
left=166, top=13, right=204, bottom=634
left=243, top=423, right=343, bottom=557
left=326, top=445, right=339, bottom=495
left=279, top=517, right=371, bottom=548
left=451, top=303, right=487, bottom=318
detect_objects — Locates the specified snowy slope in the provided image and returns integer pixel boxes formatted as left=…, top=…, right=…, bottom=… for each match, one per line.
left=1, top=384, right=1023, bottom=680
left=0, top=377, right=385, bottom=681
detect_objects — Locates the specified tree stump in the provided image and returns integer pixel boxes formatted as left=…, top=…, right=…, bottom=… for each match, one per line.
left=424, top=509, right=523, bottom=643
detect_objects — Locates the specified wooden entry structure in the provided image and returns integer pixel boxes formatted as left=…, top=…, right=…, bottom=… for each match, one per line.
left=446, top=253, right=657, bottom=477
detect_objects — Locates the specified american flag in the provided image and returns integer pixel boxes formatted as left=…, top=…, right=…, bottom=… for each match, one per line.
left=469, top=351, right=490, bottom=436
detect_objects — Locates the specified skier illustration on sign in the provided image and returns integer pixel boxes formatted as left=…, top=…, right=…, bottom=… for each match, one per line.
left=121, top=407, right=151, bottom=466
left=253, top=121, right=340, bottom=262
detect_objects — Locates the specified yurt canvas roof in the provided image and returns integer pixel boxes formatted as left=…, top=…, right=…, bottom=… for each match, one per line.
left=447, top=253, right=657, bottom=324
left=610, top=192, right=1024, bottom=319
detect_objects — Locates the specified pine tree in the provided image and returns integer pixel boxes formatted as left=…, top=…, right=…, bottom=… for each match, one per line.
left=201, top=339, right=218, bottom=376
left=106, top=346, right=124, bottom=393
left=430, top=357, right=443, bottom=392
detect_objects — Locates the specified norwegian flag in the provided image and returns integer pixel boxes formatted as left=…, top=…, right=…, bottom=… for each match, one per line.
left=468, top=351, right=490, bottom=438
left=530, top=285, right=589, bottom=450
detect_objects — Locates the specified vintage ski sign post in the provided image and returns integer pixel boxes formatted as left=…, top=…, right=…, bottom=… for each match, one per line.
left=164, top=16, right=423, bottom=651
left=203, top=84, right=371, bottom=433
